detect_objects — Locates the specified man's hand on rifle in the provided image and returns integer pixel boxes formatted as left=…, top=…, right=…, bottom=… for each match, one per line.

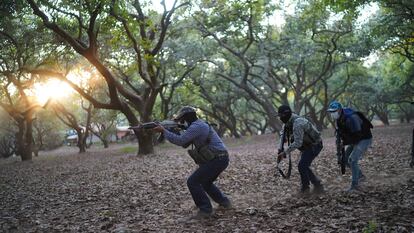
left=152, top=125, right=165, bottom=133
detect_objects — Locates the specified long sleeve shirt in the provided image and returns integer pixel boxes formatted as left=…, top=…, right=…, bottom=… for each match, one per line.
left=278, top=114, right=321, bottom=154
left=164, top=119, right=227, bottom=152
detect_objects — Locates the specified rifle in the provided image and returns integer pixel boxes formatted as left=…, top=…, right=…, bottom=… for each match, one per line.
left=411, top=102, right=414, bottom=168
left=411, top=127, right=414, bottom=168
left=276, top=126, right=291, bottom=179
left=129, top=120, right=187, bottom=142
left=335, top=129, right=347, bottom=174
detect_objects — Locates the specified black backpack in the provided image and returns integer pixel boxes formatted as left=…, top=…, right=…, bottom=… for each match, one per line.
left=354, top=111, right=373, bottom=139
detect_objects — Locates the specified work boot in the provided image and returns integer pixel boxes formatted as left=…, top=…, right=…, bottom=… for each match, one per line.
left=188, top=210, right=213, bottom=221
left=218, top=200, right=233, bottom=210
left=313, top=184, right=325, bottom=195
left=297, top=186, right=311, bottom=198
left=346, top=185, right=362, bottom=193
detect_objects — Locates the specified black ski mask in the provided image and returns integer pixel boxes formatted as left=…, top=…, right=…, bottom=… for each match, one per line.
left=179, top=112, right=198, bottom=126
left=277, top=105, right=292, bottom=124
left=279, top=112, right=292, bottom=123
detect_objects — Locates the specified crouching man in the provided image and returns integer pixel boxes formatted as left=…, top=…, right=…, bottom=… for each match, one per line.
left=277, top=105, right=325, bottom=196
left=152, top=106, right=231, bottom=220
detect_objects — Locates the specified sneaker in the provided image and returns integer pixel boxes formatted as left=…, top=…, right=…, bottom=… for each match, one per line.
left=346, top=185, right=362, bottom=193
left=313, top=184, right=325, bottom=194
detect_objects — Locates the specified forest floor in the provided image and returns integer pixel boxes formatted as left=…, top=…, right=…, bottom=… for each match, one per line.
left=1, top=124, right=413, bottom=233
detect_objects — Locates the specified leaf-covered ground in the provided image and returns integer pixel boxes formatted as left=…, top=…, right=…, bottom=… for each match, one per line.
left=1, top=125, right=413, bottom=233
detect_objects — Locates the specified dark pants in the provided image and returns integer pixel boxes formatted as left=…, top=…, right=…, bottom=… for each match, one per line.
left=411, top=128, right=414, bottom=167
left=411, top=128, right=414, bottom=156
left=298, top=142, right=323, bottom=189
left=187, top=155, right=230, bottom=213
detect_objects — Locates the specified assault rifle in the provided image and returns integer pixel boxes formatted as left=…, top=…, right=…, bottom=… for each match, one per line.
left=411, top=102, right=414, bottom=168
left=411, top=127, right=414, bottom=168
left=335, top=130, right=347, bottom=174
left=276, top=126, right=291, bottom=179
left=129, top=120, right=187, bottom=142
left=410, top=101, right=414, bottom=168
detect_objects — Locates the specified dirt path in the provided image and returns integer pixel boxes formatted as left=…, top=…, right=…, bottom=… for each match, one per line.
left=0, top=125, right=413, bottom=232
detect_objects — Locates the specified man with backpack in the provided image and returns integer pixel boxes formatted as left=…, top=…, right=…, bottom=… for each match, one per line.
left=327, top=101, right=373, bottom=192
left=277, top=105, right=325, bottom=196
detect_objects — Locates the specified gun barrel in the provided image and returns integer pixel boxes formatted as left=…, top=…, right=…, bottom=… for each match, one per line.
left=128, top=122, right=158, bottom=130
left=128, top=120, right=186, bottom=132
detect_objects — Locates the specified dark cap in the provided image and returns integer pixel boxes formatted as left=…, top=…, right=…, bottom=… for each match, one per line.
left=174, top=106, right=196, bottom=120
left=277, top=105, right=292, bottom=116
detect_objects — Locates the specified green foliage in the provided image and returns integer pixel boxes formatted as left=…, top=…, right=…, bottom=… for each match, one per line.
left=1, top=0, right=413, bottom=142
left=34, top=110, right=65, bottom=150
left=363, top=220, right=378, bottom=233
left=0, top=109, right=16, bottom=158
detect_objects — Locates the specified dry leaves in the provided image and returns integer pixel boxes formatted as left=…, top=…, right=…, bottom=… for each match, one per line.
left=0, top=125, right=413, bottom=232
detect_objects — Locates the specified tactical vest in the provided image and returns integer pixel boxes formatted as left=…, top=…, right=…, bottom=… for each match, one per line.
left=285, top=114, right=321, bottom=151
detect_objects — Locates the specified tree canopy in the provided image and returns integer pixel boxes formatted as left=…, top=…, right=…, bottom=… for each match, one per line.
left=0, top=0, right=412, bottom=159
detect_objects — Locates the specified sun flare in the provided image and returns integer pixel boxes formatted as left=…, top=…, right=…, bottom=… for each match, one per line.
left=33, top=80, right=73, bottom=105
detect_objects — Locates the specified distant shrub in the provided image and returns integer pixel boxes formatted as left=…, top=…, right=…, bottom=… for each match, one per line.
left=41, top=131, right=64, bottom=150
left=0, top=135, right=15, bottom=158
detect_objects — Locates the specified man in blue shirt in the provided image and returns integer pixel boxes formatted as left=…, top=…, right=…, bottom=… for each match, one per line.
left=152, top=106, right=231, bottom=220
left=327, top=101, right=373, bottom=192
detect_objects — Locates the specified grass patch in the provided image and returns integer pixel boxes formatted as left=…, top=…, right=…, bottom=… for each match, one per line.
left=120, top=146, right=137, bottom=154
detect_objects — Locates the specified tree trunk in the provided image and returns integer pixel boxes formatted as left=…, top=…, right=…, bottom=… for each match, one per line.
left=375, top=111, right=390, bottom=126
left=137, top=130, right=154, bottom=155
left=15, top=118, right=34, bottom=161
left=22, top=119, right=34, bottom=161
left=103, top=139, right=109, bottom=148
left=76, top=130, right=86, bottom=153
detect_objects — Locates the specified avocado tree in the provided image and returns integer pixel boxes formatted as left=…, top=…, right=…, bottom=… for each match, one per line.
left=26, top=0, right=190, bottom=154
left=0, top=4, right=56, bottom=160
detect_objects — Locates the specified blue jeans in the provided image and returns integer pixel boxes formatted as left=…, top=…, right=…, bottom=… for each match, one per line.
left=187, top=156, right=230, bottom=213
left=298, top=142, right=323, bottom=189
left=347, top=138, right=372, bottom=187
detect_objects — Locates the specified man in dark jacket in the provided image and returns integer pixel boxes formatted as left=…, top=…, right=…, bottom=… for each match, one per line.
left=277, top=105, right=324, bottom=196
left=152, top=106, right=231, bottom=220
left=327, top=101, right=373, bottom=192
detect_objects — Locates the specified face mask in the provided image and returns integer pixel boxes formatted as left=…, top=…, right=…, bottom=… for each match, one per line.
left=279, top=113, right=291, bottom=124
left=179, top=119, right=189, bottom=128
left=330, top=111, right=340, bottom=120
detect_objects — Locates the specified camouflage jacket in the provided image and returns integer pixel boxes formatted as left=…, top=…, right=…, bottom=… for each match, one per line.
left=279, top=114, right=322, bottom=154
